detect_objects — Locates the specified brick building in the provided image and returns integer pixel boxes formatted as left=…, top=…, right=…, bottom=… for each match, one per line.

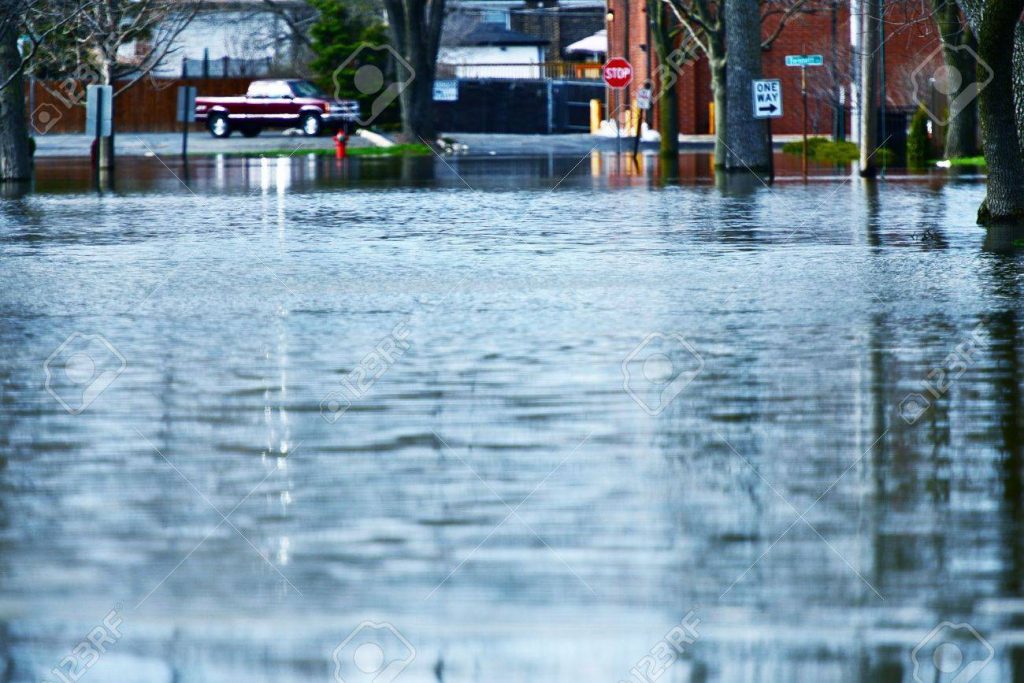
left=604, top=1, right=942, bottom=136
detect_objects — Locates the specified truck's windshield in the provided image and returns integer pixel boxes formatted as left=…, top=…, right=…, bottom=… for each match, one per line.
left=290, top=81, right=326, bottom=98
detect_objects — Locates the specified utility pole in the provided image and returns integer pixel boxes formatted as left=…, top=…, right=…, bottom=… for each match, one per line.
left=858, top=0, right=881, bottom=178
left=850, top=0, right=862, bottom=146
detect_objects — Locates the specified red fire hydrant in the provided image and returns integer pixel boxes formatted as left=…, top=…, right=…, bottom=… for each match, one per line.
left=334, top=130, right=348, bottom=159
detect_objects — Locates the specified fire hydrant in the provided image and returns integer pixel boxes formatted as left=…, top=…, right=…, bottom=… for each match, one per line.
left=334, top=130, right=348, bottom=159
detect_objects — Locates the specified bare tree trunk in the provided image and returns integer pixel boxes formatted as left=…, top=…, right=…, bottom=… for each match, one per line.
left=723, top=0, right=770, bottom=172
left=0, top=19, right=31, bottom=182
left=933, top=0, right=980, bottom=158
left=944, top=39, right=980, bottom=157
left=974, top=0, right=1024, bottom=223
left=658, top=75, right=680, bottom=158
left=382, top=0, right=445, bottom=142
left=649, top=0, right=678, bottom=158
left=858, top=0, right=881, bottom=177
left=708, top=34, right=727, bottom=168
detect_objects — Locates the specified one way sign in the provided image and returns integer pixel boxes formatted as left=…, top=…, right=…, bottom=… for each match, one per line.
left=752, top=79, right=783, bottom=119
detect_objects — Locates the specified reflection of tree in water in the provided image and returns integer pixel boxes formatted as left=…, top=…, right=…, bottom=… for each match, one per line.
left=982, top=250, right=1024, bottom=678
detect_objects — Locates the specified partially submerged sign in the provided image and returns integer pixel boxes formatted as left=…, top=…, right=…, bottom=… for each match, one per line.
left=433, top=80, right=458, bottom=102
left=85, top=84, right=113, bottom=137
left=752, top=79, right=782, bottom=119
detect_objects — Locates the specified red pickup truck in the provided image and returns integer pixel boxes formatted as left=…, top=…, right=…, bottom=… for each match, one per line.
left=195, top=79, right=360, bottom=138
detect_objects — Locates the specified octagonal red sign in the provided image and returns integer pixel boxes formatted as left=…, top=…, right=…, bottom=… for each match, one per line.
left=603, top=58, right=633, bottom=89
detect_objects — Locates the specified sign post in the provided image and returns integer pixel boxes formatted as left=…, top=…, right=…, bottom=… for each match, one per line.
left=85, top=85, right=113, bottom=173
left=785, top=54, right=823, bottom=177
left=176, top=85, right=197, bottom=160
left=603, top=57, right=633, bottom=154
left=633, top=86, right=651, bottom=158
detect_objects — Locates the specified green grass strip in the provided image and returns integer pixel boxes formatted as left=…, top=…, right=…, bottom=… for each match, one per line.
left=189, top=143, right=432, bottom=158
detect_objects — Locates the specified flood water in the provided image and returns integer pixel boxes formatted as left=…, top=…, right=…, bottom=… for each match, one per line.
left=0, top=153, right=1020, bottom=682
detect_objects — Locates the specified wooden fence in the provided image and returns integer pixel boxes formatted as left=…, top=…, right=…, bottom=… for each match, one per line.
left=26, top=77, right=258, bottom=134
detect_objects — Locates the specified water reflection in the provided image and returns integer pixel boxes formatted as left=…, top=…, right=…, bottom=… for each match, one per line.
left=0, top=155, right=1018, bottom=682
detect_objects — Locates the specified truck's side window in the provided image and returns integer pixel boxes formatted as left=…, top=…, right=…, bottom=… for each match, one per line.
left=248, top=82, right=271, bottom=98
left=266, top=82, right=293, bottom=99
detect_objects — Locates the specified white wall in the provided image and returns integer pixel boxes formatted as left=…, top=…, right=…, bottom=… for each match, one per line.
left=142, top=9, right=285, bottom=76
left=437, top=45, right=545, bottom=79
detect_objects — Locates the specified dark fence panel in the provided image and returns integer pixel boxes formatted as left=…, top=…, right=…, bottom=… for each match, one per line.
left=434, top=79, right=548, bottom=134
left=433, top=79, right=603, bottom=134
left=553, top=81, right=603, bottom=132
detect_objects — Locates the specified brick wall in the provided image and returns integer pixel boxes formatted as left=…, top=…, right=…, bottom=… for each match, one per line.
left=605, top=1, right=941, bottom=135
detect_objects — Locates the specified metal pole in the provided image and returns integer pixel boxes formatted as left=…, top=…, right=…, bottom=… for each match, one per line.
left=94, top=90, right=102, bottom=176
left=615, top=91, right=621, bottom=156
left=802, top=65, right=808, bottom=178
left=632, top=106, right=644, bottom=156
left=28, top=76, right=34, bottom=137
left=878, top=0, right=887, bottom=175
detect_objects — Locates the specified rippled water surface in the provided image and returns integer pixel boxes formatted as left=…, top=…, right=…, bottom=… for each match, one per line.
left=0, top=154, right=1020, bottom=682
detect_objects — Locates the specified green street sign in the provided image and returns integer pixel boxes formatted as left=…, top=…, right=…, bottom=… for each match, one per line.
left=786, top=54, right=824, bottom=67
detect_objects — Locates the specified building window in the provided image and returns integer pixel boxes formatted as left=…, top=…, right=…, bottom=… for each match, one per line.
left=483, top=9, right=510, bottom=28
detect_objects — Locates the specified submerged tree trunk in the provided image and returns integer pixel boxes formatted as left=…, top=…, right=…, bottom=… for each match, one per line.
left=658, top=76, right=680, bottom=158
left=649, top=0, right=678, bottom=158
left=722, top=0, right=770, bottom=172
left=382, top=0, right=445, bottom=142
left=0, top=19, right=31, bottom=182
left=972, top=0, right=1024, bottom=223
left=708, top=34, right=727, bottom=168
left=858, top=0, right=881, bottom=177
left=933, top=0, right=980, bottom=158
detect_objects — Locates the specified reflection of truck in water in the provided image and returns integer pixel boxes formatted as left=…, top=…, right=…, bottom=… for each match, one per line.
left=194, top=79, right=360, bottom=138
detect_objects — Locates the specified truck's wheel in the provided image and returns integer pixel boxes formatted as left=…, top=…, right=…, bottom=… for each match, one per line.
left=240, top=126, right=262, bottom=138
left=208, top=113, right=231, bottom=138
left=300, top=113, right=322, bottom=137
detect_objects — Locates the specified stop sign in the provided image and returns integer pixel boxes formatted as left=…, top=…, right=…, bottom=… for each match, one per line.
left=603, top=57, right=633, bottom=89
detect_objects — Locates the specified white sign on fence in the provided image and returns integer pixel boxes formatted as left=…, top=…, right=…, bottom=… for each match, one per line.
left=433, top=80, right=458, bottom=102
left=85, top=84, right=113, bottom=137
left=177, top=85, right=197, bottom=123
left=752, top=79, right=782, bottom=119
